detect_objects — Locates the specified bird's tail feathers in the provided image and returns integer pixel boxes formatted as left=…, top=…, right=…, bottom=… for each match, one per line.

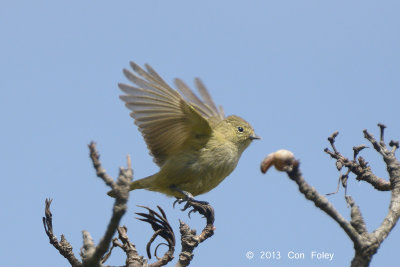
left=129, top=177, right=150, bottom=191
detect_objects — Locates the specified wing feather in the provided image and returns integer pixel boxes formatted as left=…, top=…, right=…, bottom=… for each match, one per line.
left=119, top=61, right=222, bottom=166
left=194, top=78, right=224, bottom=121
left=174, top=78, right=215, bottom=118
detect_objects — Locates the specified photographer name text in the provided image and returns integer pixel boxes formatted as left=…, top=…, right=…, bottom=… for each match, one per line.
left=246, top=250, right=334, bottom=261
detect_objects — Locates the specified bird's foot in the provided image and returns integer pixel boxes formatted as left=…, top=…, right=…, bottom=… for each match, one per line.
left=173, top=190, right=208, bottom=209
left=172, top=190, right=213, bottom=221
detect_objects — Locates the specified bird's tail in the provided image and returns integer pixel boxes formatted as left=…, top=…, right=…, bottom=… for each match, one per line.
left=106, top=175, right=153, bottom=198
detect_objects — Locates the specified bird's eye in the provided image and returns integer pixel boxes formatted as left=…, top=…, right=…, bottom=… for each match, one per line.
left=237, top=126, right=244, bottom=133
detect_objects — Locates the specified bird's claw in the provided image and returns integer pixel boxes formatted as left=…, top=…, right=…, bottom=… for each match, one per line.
left=173, top=191, right=209, bottom=218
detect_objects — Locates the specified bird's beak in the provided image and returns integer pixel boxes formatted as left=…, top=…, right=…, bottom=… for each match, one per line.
left=249, top=134, right=261, bottom=140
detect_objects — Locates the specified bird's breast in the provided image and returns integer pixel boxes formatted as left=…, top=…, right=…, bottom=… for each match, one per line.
left=193, top=141, right=240, bottom=192
left=159, top=140, right=241, bottom=196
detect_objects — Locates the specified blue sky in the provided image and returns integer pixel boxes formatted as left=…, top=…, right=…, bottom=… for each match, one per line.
left=1, top=1, right=399, bottom=266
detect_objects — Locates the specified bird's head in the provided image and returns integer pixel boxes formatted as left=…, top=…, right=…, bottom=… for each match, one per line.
left=218, top=115, right=260, bottom=152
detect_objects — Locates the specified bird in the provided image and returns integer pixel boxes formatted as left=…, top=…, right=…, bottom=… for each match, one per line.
left=108, top=61, right=259, bottom=199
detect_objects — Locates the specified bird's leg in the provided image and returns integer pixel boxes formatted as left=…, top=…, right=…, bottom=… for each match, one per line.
left=171, top=186, right=213, bottom=220
left=171, top=185, right=208, bottom=207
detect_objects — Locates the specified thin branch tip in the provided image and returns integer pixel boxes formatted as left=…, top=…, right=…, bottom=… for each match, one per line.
left=43, top=198, right=82, bottom=266
left=328, top=131, right=339, bottom=141
left=126, top=154, right=132, bottom=169
left=327, top=131, right=340, bottom=153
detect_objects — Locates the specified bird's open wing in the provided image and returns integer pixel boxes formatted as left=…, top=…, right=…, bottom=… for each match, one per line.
left=174, top=78, right=225, bottom=123
left=119, top=61, right=223, bottom=166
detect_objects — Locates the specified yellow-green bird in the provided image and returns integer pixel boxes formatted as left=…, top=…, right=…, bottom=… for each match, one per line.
left=108, top=62, right=259, bottom=198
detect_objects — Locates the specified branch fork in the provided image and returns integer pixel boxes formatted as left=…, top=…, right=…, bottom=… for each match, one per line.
left=261, top=123, right=400, bottom=267
left=44, top=142, right=216, bottom=267
left=43, top=142, right=133, bottom=267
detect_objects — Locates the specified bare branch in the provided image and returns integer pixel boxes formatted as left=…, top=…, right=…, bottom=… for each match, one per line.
left=326, top=131, right=339, bottom=155
left=377, top=123, right=386, bottom=144
left=174, top=201, right=215, bottom=267
left=117, top=226, right=146, bottom=267
left=263, top=124, right=400, bottom=267
left=389, top=140, right=399, bottom=153
left=81, top=231, right=96, bottom=262
left=355, top=169, right=391, bottom=191
left=353, top=145, right=368, bottom=161
left=100, top=238, right=120, bottom=264
left=325, top=137, right=390, bottom=191
left=284, top=160, right=362, bottom=245
left=42, top=199, right=82, bottom=267
left=346, top=196, right=368, bottom=235
left=364, top=127, right=400, bottom=245
left=88, top=142, right=116, bottom=188
left=83, top=144, right=134, bottom=266
left=45, top=143, right=134, bottom=267
left=363, top=129, right=386, bottom=156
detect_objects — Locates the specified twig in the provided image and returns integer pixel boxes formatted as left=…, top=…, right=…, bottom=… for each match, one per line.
left=116, top=226, right=146, bottom=267
left=42, top=199, right=82, bottom=267
left=88, top=142, right=116, bottom=188
left=174, top=201, right=215, bottom=267
left=324, top=131, right=390, bottom=191
left=328, top=131, right=339, bottom=154
left=377, top=123, right=386, bottom=144
left=100, top=238, right=119, bottom=264
left=285, top=161, right=362, bottom=244
left=82, top=143, right=134, bottom=266
left=389, top=140, right=399, bottom=153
